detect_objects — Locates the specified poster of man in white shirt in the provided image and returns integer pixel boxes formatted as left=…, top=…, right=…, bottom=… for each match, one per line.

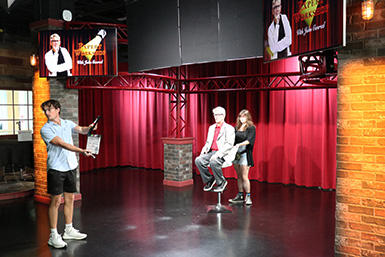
left=44, top=33, right=73, bottom=77
left=267, top=0, right=292, bottom=60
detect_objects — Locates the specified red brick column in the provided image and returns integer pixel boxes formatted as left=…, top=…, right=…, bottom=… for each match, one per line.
left=336, top=58, right=385, bottom=256
left=32, top=70, right=50, bottom=204
left=162, top=137, right=194, bottom=187
left=335, top=0, right=385, bottom=256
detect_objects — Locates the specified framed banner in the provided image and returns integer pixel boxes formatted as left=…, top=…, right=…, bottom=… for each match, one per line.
left=263, top=0, right=346, bottom=62
left=38, top=29, right=118, bottom=77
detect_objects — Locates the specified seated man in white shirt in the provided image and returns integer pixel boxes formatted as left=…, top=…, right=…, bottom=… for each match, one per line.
left=195, top=106, right=235, bottom=193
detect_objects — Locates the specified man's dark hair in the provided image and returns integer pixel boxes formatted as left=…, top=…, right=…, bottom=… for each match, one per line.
left=41, top=99, right=61, bottom=115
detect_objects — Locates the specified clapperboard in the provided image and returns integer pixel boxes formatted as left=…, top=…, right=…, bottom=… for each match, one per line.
left=86, top=134, right=102, bottom=154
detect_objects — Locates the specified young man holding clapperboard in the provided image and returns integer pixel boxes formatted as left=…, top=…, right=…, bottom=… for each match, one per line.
left=40, top=99, right=97, bottom=248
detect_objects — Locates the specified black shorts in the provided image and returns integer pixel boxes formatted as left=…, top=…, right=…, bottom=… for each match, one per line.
left=47, top=169, right=77, bottom=195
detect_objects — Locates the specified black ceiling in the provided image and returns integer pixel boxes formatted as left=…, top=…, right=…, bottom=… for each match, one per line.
left=0, top=0, right=128, bottom=36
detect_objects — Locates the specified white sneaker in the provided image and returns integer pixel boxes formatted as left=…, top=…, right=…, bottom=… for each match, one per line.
left=245, top=195, right=252, bottom=205
left=48, top=233, right=67, bottom=248
left=63, top=227, right=87, bottom=240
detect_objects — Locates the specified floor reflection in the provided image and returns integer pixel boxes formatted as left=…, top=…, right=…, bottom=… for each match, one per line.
left=0, top=167, right=336, bottom=257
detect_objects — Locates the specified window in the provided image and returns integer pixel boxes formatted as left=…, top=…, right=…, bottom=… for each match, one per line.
left=0, top=90, right=33, bottom=136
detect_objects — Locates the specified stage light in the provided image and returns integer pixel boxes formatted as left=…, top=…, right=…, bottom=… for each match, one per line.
left=362, top=0, right=374, bottom=21
left=30, top=54, right=38, bottom=67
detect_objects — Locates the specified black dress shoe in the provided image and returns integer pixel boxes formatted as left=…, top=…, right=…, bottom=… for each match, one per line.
left=203, top=179, right=216, bottom=191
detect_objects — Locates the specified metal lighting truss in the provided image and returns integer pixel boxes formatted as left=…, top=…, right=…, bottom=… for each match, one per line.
left=67, top=69, right=336, bottom=137
left=65, top=22, right=128, bottom=44
left=65, top=22, right=337, bottom=137
left=66, top=72, right=178, bottom=93
left=180, top=71, right=335, bottom=93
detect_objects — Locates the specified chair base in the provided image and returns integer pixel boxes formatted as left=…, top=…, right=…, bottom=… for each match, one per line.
left=206, top=189, right=233, bottom=213
left=206, top=203, right=233, bottom=213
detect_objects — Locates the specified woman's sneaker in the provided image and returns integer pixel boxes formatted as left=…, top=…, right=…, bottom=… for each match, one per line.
left=229, top=194, right=244, bottom=204
left=48, top=233, right=67, bottom=248
left=245, top=195, right=252, bottom=205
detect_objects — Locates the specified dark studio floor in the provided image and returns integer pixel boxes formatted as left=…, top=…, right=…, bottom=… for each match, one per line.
left=0, top=167, right=336, bottom=257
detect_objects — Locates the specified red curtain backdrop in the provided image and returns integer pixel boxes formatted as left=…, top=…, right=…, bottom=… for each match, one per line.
left=78, top=58, right=337, bottom=189
left=188, top=89, right=337, bottom=190
left=78, top=89, right=169, bottom=171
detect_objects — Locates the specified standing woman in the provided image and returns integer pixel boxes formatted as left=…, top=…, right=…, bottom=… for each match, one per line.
left=229, top=109, right=256, bottom=205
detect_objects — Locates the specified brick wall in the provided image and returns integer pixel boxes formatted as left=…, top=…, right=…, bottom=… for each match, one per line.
left=0, top=34, right=33, bottom=90
left=163, top=138, right=194, bottom=187
left=33, top=70, right=50, bottom=200
left=335, top=0, right=385, bottom=256
left=164, top=143, right=192, bottom=181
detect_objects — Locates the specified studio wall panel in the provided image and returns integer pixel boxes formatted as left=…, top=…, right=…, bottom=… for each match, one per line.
left=218, top=0, right=263, bottom=60
left=127, top=0, right=180, bottom=72
left=179, top=0, right=219, bottom=64
left=127, top=0, right=263, bottom=72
